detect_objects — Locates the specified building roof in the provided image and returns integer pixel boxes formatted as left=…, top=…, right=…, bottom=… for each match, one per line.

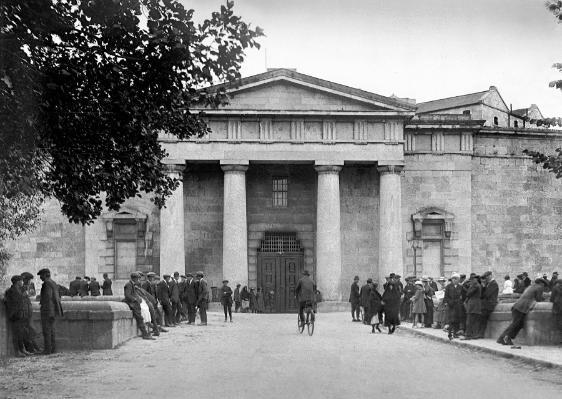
left=416, top=90, right=489, bottom=114
left=512, top=104, right=544, bottom=120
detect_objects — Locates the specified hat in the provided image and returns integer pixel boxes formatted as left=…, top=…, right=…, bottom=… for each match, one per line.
left=302, top=270, right=310, bottom=276
left=421, top=277, right=428, bottom=282
left=20, top=272, right=33, bottom=279
left=534, top=278, right=548, bottom=286
left=415, top=281, right=423, bottom=286
left=469, top=273, right=476, bottom=278
left=135, top=271, right=144, bottom=277
left=354, top=276, right=359, bottom=280
left=553, top=271, right=559, bottom=275
left=130, top=272, right=140, bottom=279
left=11, top=275, right=23, bottom=284
left=173, top=272, right=180, bottom=276
left=389, top=273, right=396, bottom=278
left=196, top=271, right=204, bottom=278
left=37, top=268, right=50, bottom=276
left=437, top=276, right=446, bottom=281
left=451, top=273, right=460, bottom=279
left=163, top=274, right=171, bottom=279
left=481, top=271, right=492, bottom=279
left=146, top=272, right=156, bottom=277
left=186, top=273, right=193, bottom=277
left=236, top=283, right=241, bottom=287
left=222, top=280, right=229, bottom=284
left=154, top=275, right=160, bottom=279
left=181, top=275, right=187, bottom=279
left=395, top=274, right=401, bottom=278
left=523, top=272, right=528, bottom=276
left=367, top=278, right=373, bottom=283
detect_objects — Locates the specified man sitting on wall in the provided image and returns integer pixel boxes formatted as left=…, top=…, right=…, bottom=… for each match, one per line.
left=123, top=272, right=155, bottom=340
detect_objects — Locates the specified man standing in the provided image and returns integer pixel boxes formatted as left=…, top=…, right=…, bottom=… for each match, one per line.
left=157, top=275, right=175, bottom=327
left=185, top=273, right=198, bottom=324
left=89, top=277, right=101, bottom=296
left=20, top=272, right=41, bottom=353
left=360, top=278, right=372, bottom=324
left=78, top=276, right=90, bottom=297
left=4, top=275, right=31, bottom=357
left=101, top=273, right=113, bottom=296
left=401, top=277, right=416, bottom=322
left=123, top=272, right=155, bottom=340
left=170, top=272, right=181, bottom=323
left=497, top=278, right=548, bottom=347
left=295, top=270, right=316, bottom=325
left=462, top=274, right=482, bottom=340
left=196, top=271, right=209, bottom=326
left=69, top=276, right=81, bottom=297
left=37, top=268, right=63, bottom=354
left=349, top=276, right=361, bottom=322
left=444, top=273, right=463, bottom=340
left=21, top=272, right=36, bottom=297
left=233, top=283, right=242, bottom=313
left=221, top=280, right=233, bottom=322
left=178, top=275, right=189, bottom=322
left=477, top=271, right=498, bottom=339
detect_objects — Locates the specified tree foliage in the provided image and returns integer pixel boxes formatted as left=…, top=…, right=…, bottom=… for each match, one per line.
left=0, top=0, right=262, bottom=233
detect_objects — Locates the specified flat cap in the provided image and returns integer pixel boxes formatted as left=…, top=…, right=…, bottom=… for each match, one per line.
left=366, top=278, right=373, bottom=283
left=186, top=273, right=193, bottom=277
left=302, top=270, right=310, bottom=276
left=37, top=268, right=50, bottom=275
left=146, top=272, right=156, bottom=277
left=196, top=271, right=204, bottom=277
left=11, top=275, right=23, bottom=283
left=481, top=271, right=492, bottom=278
left=354, top=276, right=359, bottom=280
left=222, top=280, right=229, bottom=284
left=451, top=273, right=460, bottom=279
left=173, top=272, right=180, bottom=276
left=181, top=275, right=187, bottom=279
left=130, top=272, right=140, bottom=279
left=20, top=272, right=33, bottom=279
left=163, top=274, right=171, bottom=279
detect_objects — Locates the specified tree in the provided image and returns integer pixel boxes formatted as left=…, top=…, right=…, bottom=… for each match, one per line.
left=0, top=0, right=262, bottom=236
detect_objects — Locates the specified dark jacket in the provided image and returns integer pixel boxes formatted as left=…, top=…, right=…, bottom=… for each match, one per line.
left=198, top=279, right=209, bottom=304
left=221, top=286, right=233, bottom=306
left=142, top=280, right=157, bottom=299
left=481, top=279, right=499, bottom=312
left=178, top=280, right=188, bottom=302
left=89, top=281, right=101, bottom=296
left=4, top=285, right=28, bottom=321
left=465, top=280, right=482, bottom=314
left=551, top=282, right=562, bottom=314
left=40, top=278, right=64, bottom=318
left=295, top=276, right=316, bottom=302
left=101, top=278, right=113, bottom=296
left=359, top=283, right=371, bottom=307
left=170, top=279, right=180, bottom=303
left=349, top=282, right=360, bottom=304
left=69, top=279, right=81, bottom=297
left=186, top=278, right=198, bottom=304
left=512, top=284, right=544, bottom=314
left=403, top=283, right=416, bottom=301
left=233, top=287, right=241, bottom=302
left=78, top=280, right=89, bottom=297
left=123, top=280, right=140, bottom=305
left=156, top=280, right=171, bottom=305
left=382, top=284, right=401, bottom=324
left=368, top=288, right=382, bottom=316
left=444, top=283, right=463, bottom=323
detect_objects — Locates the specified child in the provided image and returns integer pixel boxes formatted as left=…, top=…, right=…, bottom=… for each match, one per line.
left=411, top=281, right=427, bottom=328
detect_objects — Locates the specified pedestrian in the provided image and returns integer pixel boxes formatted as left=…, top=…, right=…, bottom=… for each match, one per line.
left=349, top=275, right=361, bottom=322
left=170, top=272, right=181, bottom=323
left=240, top=286, right=250, bottom=312
left=360, top=278, right=372, bottom=324
left=422, top=277, right=435, bottom=328
left=550, top=271, right=558, bottom=291
left=256, top=287, right=265, bottom=313
left=249, top=288, right=257, bottom=313
left=101, top=273, right=113, bottom=296
left=196, top=271, right=209, bottom=325
left=368, top=282, right=383, bottom=333
left=78, top=276, right=90, bottom=297
left=462, top=274, right=482, bottom=340
left=21, top=272, right=36, bottom=298
left=395, top=275, right=404, bottom=294
left=382, top=277, right=401, bottom=334
left=157, top=274, right=175, bottom=327
left=550, top=279, right=562, bottom=344
left=123, top=272, right=154, bottom=340
left=502, top=275, right=513, bottom=294
left=295, top=270, right=316, bottom=326
left=20, top=272, right=41, bottom=353
left=233, top=283, right=242, bottom=313
left=178, top=275, right=189, bottom=322
left=185, top=273, right=198, bottom=324
left=221, top=280, right=233, bottom=322
left=69, top=276, right=81, bottom=297
left=522, top=272, right=531, bottom=288
left=37, top=268, right=64, bottom=354
left=401, top=277, right=416, bottom=322
left=497, top=278, right=548, bottom=347
left=433, top=277, right=447, bottom=329
left=411, top=281, right=426, bottom=328
left=443, top=273, right=463, bottom=340
left=3, top=275, right=31, bottom=357
left=477, top=271, right=498, bottom=339
left=89, top=277, right=101, bottom=296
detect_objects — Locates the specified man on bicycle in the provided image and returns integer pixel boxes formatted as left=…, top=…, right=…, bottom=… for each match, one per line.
left=295, top=270, right=316, bottom=325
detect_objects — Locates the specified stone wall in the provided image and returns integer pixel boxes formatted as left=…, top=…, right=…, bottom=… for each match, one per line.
left=184, top=164, right=224, bottom=287
left=1, top=199, right=85, bottom=292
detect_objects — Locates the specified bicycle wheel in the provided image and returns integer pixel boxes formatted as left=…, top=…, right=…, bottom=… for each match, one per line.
left=307, top=311, right=315, bottom=336
left=298, top=314, right=304, bottom=334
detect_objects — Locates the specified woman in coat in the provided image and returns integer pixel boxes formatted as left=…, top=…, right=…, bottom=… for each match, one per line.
left=368, top=283, right=383, bottom=333
left=382, top=280, right=401, bottom=334
left=411, top=281, right=427, bottom=328
left=463, top=275, right=482, bottom=339
left=444, top=273, right=464, bottom=340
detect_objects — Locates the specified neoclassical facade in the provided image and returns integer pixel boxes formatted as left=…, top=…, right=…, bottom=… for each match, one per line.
left=4, top=69, right=562, bottom=312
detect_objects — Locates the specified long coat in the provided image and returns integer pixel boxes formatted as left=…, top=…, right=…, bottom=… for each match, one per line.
left=89, top=281, right=101, bottom=296
left=349, top=282, right=360, bottom=305
left=156, top=280, right=171, bottom=306
left=69, top=279, right=81, bottom=297
left=78, top=280, right=89, bottom=297
left=444, top=283, right=463, bottom=323
left=198, top=279, right=209, bottom=304
left=512, top=284, right=544, bottom=314
left=295, top=276, right=316, bottom=302
left=4, top=285, right=29, bottom=321
left=101, top=278, right=113, bottom=296
left=367, top=288, right=382, bottom=318
left=359, top=283, right=371, bottom=308
left=169, top=279, right=180, bottom=303
left=412, top=287, right=427, bottom=314
left=186, top=278, right=198, bottom=304
left=382, top=284, right=401, bottom=325
left=551, top=282, right=562, bottom=314
left=465, top=280, right=482, bottom=314
left=481, top=279, right=499, bottom=312
left=40, top=278, right=64, bottom=318
left=221, top=286, right=233, bottom=306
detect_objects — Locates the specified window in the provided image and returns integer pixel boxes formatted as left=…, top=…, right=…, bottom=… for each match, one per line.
left=272, top=177, right=288, bottom=207
left=514, top=120, right=519, bottom=128
left=493, top=116, right=499, bottom=126
left=114, top=220, right=138, bottom=279
left=463, top=110, right=471, bottom=116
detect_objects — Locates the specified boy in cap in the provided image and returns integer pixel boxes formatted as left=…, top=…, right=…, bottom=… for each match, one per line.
left=4, top=275, right=31, bottom=357
left=221, top=280, right=233, bottom=322
left=37, top=268, right=63, bottom=354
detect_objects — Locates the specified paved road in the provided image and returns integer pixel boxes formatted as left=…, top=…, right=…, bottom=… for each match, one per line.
left=1, top=312, right=560, bottom=399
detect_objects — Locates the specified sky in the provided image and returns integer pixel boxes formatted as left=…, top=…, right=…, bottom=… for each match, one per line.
left=185, top=0, right=562, bottom=116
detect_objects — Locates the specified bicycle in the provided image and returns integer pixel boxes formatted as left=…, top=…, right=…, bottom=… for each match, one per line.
left=297, top=301, right=315, bottom=336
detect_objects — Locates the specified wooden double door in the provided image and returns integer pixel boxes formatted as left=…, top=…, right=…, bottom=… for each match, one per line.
left=257, top=252, right=304, bottom=313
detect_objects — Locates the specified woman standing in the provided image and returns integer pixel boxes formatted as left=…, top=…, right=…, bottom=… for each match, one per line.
left=221, top=280, right=233, bottom=322
left=382, top=279, right=401, bottom=334
left=411, top=281, right=426, bottom=328
left=368, top=282, right=383, bottom=333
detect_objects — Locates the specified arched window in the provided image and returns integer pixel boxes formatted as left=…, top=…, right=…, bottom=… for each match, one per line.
left=493, top=116, right=499, bottom=126
left=514, top=120, right=519, bottom=128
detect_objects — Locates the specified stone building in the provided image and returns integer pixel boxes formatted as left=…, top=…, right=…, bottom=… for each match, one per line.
left=3, top=69, right=562, bottom=312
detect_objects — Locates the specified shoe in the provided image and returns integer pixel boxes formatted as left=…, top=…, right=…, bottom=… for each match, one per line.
left=511, top=345, right=522, bottom=349
left=352, top=318, right=357, bottom=322
left=159, top=327, right=168, bottom=333
left=448, top=333, right=454, bottom=341
left=496, top=337, right=505, bottom=345
left=142, top=335, right=156, bottom=340
left=187, top=322, right=193, bottom=325
left=503, top=336, right=514, bottom=346
left=460, top=336, right=473, bottom=341
left=224, top=319, right=227, bottom=323
left=198, top=322, right=207, bottom=326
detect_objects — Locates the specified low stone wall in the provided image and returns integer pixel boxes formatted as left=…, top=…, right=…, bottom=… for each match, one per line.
left=1, top=296, right=139, bottom=359
left=485, top=302, right=560, bottom=345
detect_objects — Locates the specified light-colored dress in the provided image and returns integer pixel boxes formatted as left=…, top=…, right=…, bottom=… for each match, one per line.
left=503, top=280, right=513, bottom=294
left=140, top=298, right=151, bottom=323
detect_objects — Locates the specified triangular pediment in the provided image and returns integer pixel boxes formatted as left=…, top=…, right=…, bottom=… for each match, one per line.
left=200, top=69, right=416, bottom=113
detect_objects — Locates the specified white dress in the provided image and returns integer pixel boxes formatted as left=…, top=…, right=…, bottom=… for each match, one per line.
left=140, top=298, right=151, bottom=323
left=502, top=280, right=513, bottom=294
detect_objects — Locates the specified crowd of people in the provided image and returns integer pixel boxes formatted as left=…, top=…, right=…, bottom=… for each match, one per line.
left=349, top=271, right=562, bottom=346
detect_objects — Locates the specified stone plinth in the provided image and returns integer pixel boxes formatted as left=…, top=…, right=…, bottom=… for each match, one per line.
left=315, top=164, right=343, bottom=301
left=485, top=302, right=561, bottom=345
left=160, top=165, right=186, bottom=276
left=221, top=163, right=249, bottom=286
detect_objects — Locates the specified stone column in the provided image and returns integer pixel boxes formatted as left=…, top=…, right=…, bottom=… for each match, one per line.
left=159, top=165, right=186, bottom=277
left=221, top=162, right=249, bottom=286
left=315, top=164, right=343, bottom=301
left=378, top=165, right=404, bottom=284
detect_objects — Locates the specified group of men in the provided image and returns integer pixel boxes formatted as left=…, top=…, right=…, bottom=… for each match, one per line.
left=68, top=274, right=113, bottom=297
left=3, top=268, right=62, bottom=356
left=123, top=270, right=210, bottom=340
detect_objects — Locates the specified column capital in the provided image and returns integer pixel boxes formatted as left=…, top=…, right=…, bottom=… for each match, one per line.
left=221, top=164, right=249, bottom=173
left=377, top=165, right=404, bottom=175
left=314, top=165, right=342, bottom=174
left=163, top=164, right=185, bottom=177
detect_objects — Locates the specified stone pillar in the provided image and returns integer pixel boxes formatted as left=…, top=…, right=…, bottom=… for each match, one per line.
left=221, top=162, right=249, bottom=286
left=315, top=164, right=343, bottom=301
left=378, top=165, right=404, bottom=284
left=159, top=165, right=186, bottom=277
